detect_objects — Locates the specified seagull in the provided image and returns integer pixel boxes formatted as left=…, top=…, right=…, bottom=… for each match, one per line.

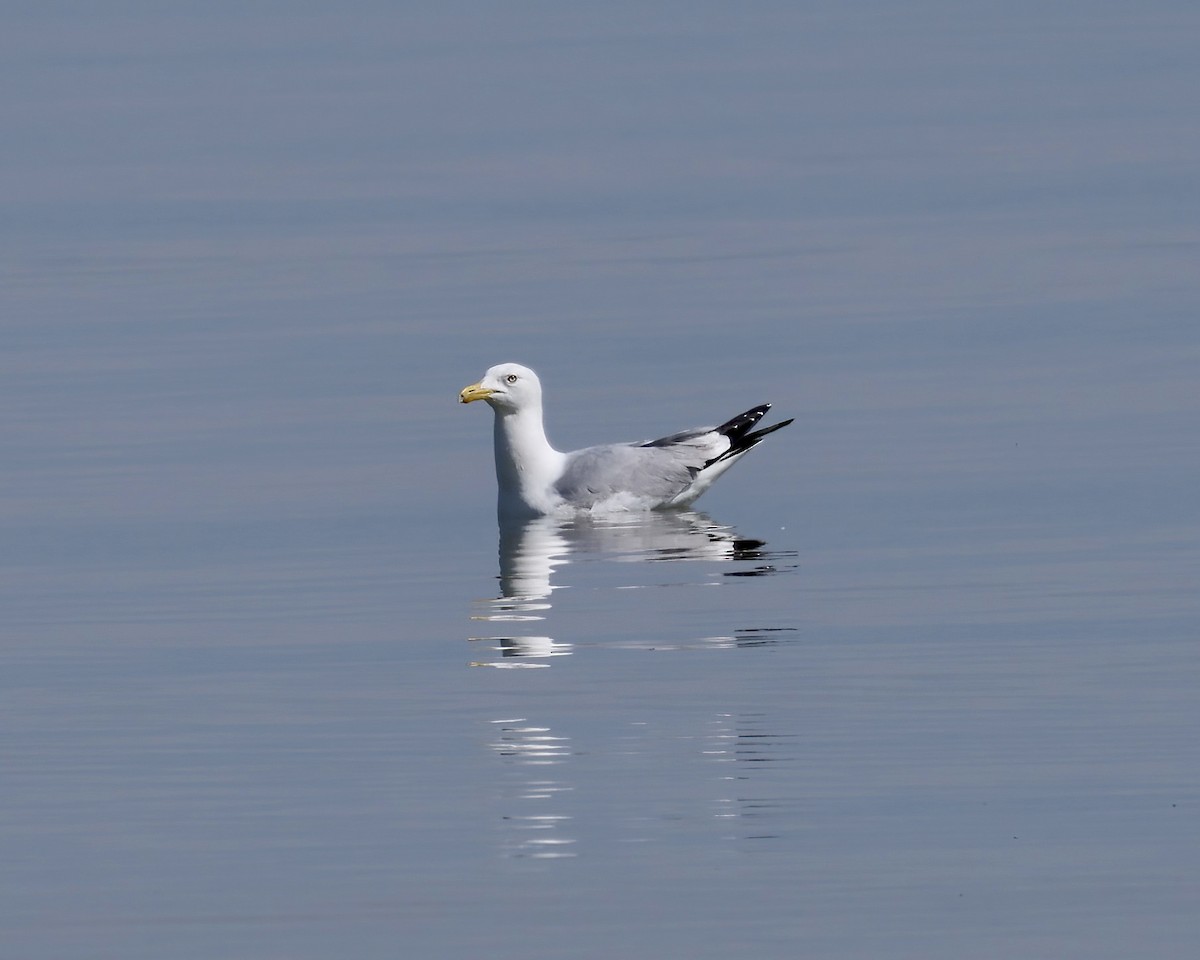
left=459, top=362, right=793, bottom=518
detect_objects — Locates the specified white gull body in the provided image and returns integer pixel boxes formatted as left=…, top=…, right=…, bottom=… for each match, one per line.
left=459, top=363, right=793, bottom=519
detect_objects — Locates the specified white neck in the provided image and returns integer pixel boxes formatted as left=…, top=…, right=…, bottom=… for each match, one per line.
left=492, top=403, right=567, bottom=517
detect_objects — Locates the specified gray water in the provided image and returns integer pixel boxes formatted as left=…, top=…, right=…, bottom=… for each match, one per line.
left=4, top=3, right=1199, bottom=958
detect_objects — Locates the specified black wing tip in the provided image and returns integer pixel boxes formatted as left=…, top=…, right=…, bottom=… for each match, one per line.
left=717, top=405, right=793, bottom=439
left=707, top=408, right=793, bottom=465
left=715, top=404, right=769, bottom=437
left=744, top=417, right=793, bottom=444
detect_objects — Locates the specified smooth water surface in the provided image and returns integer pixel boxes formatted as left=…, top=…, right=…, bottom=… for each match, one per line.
left=3, top=3, right=1199, bottom=958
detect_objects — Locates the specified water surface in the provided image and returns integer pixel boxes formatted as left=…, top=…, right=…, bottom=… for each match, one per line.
left=3, top=3, right=1199, bottom=958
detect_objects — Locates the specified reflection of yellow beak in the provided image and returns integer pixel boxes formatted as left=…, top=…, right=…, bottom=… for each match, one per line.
left=459, top=382, right=494, bottom=404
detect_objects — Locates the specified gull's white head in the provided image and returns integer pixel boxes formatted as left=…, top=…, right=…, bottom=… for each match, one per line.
left=459, top=362, right=542, bottom=413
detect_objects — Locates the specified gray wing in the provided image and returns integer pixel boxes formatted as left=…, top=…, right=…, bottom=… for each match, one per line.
left=553, top=405, right=792, bottom=509
left=554, top=438, right=714, bottom=508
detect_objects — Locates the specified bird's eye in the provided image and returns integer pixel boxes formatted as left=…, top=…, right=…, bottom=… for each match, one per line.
left=505, top=374, right=518, bottom=384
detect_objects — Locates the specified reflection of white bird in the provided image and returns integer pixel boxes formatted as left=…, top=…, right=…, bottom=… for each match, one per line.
left=496, top=518, right=570, bottom=600
left=460, top=363, right=793, bottom=519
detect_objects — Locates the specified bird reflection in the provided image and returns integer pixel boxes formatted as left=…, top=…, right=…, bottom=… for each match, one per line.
left=471, top=513, right=800, bottom=859
left=469, top=511, right=796, bottom=665
left=706, top=712, right=798, bottom=841
left=487, top=717, right=576, bottom=859
left=469, top=518, right=572, bottom=663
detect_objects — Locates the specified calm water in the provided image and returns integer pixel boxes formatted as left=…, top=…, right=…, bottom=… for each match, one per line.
left=4, top=3, right=1199, bottom=958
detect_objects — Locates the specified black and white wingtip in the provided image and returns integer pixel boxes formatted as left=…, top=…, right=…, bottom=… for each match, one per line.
left=713, top=404, right=794, bottom=463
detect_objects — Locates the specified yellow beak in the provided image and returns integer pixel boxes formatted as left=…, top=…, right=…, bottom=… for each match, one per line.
left=459, top=382, right=494, bottom=404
